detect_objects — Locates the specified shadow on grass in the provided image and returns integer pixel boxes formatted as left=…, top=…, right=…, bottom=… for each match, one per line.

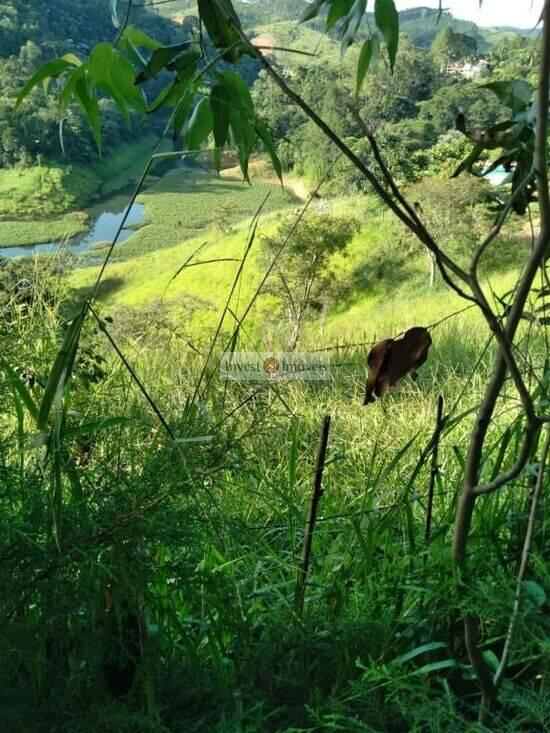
left=64, top=277, right=126, bottom=316
left=332, top=250, right=418, bottom=312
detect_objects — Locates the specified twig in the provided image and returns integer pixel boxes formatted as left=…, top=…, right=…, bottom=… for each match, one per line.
left=425, top=396, right=444, bottom=544
left=494, top=426, right=550, bottom=688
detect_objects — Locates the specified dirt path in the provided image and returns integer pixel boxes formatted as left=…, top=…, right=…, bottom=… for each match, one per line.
left=220, top=163, right=308, bottom=202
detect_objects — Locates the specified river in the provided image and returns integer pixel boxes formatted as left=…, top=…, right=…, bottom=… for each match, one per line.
left=1, top=193, right=145, bottom=259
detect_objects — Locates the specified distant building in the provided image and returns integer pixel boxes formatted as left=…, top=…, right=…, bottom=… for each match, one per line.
left=448, top=59, right=491, bottom=78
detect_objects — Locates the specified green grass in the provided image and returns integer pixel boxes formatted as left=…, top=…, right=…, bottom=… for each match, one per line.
left=81, top=169, right=298, bottom=261
left=69, top=188, right=523, bottom=354
left=0, top=136, right=157, bottom=245
left=0, top=211, right=89, bottom=247
left=3, top=183, right=548, bottom=733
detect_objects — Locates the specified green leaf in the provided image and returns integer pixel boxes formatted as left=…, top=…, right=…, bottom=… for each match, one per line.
left=327, top=0, right=355, bottom=29
left=255, top=120, right=283, bottom=184
left=197, top=0, right=246, bottom=62
left=183, top=97, right=213, bottom=150
left=374, top=0, right=399, bottom=74
left=88, top=42, right=116, bottom=85
left=340, top=0, right=367, bottom=54
left=230, top=108, right=256, bottom=182
left=218, top=70, right=254, bottom=113
left=211, top=83, right=231, bottom=172
left=0, top=358, right=39, bottom=422
left=61, top=53, right=82, bottom=67
left=523, top=580, right=546, bottom=607
left=64, top=416, right=128, bottom=439
left=37, top=313, right=84, bottom=431
left=107, top=53, right=147, bottom=113
left=356, top=36, right=379, bottom=95
left=483, top=80, right=533, bottom=112
left=135, top=42, right=194, bottom=84
left=59, top=65, right=87, bottom=113
left=173, top=86, right=195, bottom=135
left=121, top=26, right=163, bottom=49
left=301, top=0, right=327, bottom=22
left=74, top=75, right=102, bottom=152
left=415, top=659, right=456, bottom=675
left=170, top=50, right=201, bottom=80
left=451, top=142, right=484, bottom=178
left=482, top=650, right=500, bottom=672
left=396, top=642, right=448, bottom=665
left=118, top=35, right=147, bottom=69
left=97, top=73, right=130, bottom=124
left=14, top=58, right=72, bottom=111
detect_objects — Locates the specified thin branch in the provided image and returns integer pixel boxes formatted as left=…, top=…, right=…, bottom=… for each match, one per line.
left=113, top=0, right=133, bottom=46
left=452, top=0, right=550, bottom=714
left=470, top=165, right=536, bottom=276
left=209, top=0, right=471, bottom=292
left=494, top=426, right=550, bottom=688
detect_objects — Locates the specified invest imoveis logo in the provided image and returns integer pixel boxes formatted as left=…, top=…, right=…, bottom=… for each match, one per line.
left=220, top=352, right=330, bottom=381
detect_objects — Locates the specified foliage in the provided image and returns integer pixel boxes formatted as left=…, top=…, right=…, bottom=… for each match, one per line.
left=405, top=176, right=492, bottom=270
left=418, top=79, right=503, bottom=134
left=1, top=1, right=549, bottom=731
left=0, top=136, right=157, bottom=227
left=431, top=26, right=478, bottom=71
left=260, top=209, right=360, bottom=346
left=0, top=211, right=88, bottom=248
left=452, top=78, right=538, bottom=215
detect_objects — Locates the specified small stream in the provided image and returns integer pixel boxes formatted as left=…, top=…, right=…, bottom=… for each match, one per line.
left=1, top=193, right=145, bottom=259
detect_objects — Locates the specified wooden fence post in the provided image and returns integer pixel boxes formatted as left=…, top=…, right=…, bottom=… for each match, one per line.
left=425, top=395, right=444, bottom=544
left=294, top=414, right=331, bottom=616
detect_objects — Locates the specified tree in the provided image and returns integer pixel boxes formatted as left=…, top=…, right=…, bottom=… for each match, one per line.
left=431, top=26, right=478, bottom=72
left=358, top=36, right=440, bottom=127
left=418, top=79, right=503, bottom=134
left=261, top=211, right=359, bottom=349
left=405, top=176, right=490, bottom=285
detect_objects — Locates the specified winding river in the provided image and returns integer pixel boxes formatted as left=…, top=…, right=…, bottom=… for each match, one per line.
left=1, top=193, right=145, bottom=259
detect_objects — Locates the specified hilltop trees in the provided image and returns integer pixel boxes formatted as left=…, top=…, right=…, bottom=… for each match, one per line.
left=262, top=211, right=359, bottom=348
left=431, top=26, right=478, bottom=71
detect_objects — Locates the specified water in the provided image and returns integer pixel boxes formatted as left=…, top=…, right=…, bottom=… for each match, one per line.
left=483, top=165, right=511, bottom=186
left=1, top=194, right=145, bottom=259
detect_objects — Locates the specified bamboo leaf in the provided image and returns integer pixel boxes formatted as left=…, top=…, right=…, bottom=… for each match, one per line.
left=396, top=641, right=448, bottom=665
left=327, top=0, right=355, bottom=30
left=301, top=0, right=327, bottom=22
left=74, top=75, right=102, bottom=152
left=135, top=43, right=194, bottom=84
left=121, top=26, right=163, bottom=49
left=374, top=0, right=399, bottom=73
left=183, top=97, right=213, bottom=150
left=210, top=83, right=231, bottom=171
left=356, top=36, right=379, bottom=96
left=255, top=120, right=283, bottom=184
left=14, top=58, right=72, bottom=111
left=37, top=314, right=84, bottom=432
left=64, top=416, right=128, bottom=439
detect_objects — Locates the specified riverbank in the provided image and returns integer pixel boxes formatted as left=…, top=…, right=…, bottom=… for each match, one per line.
left=0, top=212, right=89, bottom=248
left=0, top=136, right=157, bottom=248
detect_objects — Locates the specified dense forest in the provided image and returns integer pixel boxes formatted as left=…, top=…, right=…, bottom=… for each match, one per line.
left=0, top=1, right=549, bottom=732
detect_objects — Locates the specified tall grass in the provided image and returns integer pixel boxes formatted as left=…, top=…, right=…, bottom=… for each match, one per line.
left=1, top=236, right=548, bottom=730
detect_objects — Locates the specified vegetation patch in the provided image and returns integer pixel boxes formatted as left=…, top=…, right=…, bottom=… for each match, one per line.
left=89, top=170, right=298, bottom=260
left=0, top=211, right=88, bottom=247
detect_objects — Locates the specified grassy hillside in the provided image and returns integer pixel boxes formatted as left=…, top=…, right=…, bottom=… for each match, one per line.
left=0, top=136, right=158, bottom=247
left=69, top=174, right=522, bottom=349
